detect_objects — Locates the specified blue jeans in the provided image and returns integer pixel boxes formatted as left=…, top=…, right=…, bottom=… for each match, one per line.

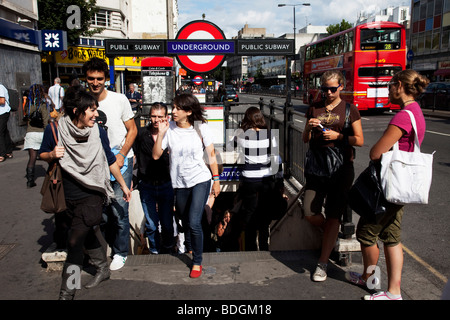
left=174, top=180, right=211, bottom=265
left=108, top=158, right=133, bottom=257
left=138, top=181, right=175, bottom=253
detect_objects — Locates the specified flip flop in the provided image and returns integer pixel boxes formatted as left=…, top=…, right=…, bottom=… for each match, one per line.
left=0, top=156, right=5, bottom=162
left=6, top=153, right=13, bottom=158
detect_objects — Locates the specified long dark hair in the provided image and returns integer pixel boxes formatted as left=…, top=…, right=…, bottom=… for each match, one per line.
left=172, top=93, right=206, bottom=125
left=62, top=86, right=98, bottom=121
left=240, top=106, right=267, bottom=132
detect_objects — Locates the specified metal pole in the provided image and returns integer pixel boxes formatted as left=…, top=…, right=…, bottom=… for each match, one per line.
left=284, top=56, right=293, bottom=179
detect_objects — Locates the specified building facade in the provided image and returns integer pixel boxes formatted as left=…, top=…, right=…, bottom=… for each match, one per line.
left=409, top=0, right=450, bottom=80
left=0, top=0, right=42, bottom=142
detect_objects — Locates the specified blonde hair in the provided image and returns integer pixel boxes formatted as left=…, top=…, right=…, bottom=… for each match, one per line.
left=391, top=69, right=430, bottom=99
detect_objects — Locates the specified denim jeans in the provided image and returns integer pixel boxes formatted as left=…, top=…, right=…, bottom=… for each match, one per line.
left=108, top=158, right=133, bottom=257
left=138, top=180, right=175, bottom=253
left=174, top=180, right=211, bottom=265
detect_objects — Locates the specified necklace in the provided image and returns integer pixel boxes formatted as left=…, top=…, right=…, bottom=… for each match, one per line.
left=326, top=99, right=341, bottom=112
left=401, top=99, right=415, bottom=107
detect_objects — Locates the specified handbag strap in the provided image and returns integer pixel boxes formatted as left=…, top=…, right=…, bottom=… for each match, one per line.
left=50, top=121, right=58, bottom=144
left=392, top=110, right=420, bottom=153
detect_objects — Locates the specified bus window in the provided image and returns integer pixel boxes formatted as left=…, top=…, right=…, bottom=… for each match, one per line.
left=360, top=28, right=401, bottom=50
left=358, top=66, right=403, bottom=77
left=348, top=32, right=354, bottom=51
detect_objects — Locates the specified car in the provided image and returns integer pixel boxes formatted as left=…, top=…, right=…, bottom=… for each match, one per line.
left=419, top=82, right=450, bottom=110
left=225, top=89, right=239, bottom=105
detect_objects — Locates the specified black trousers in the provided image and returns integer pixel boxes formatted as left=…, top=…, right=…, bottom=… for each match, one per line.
left=65, top=194, right=104, bottom=265
left=0, top=112, right=13, bottom=157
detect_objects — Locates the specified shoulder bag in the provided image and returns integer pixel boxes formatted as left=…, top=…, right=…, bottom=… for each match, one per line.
left=304, top=103, right=351, bottom=178
left=40, top=122, right=67, bottom=213
left=380, top=110, right=434, bottom=205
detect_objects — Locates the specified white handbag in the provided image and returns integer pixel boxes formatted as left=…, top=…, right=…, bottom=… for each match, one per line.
left=380, top=110, right=434, bottom=205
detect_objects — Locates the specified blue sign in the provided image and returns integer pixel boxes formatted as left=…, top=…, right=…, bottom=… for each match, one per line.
left=167, top=40, right=235, bottom=55
left=39, top=30, right=67, bottom=51
left=0, top=18, right=39, bottom=45
left=219, top=166, right=241, bottom=181
left=407, top=49, right=414, bottom=62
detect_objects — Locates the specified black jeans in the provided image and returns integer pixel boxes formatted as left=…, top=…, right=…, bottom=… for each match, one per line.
left=0, top=112, right=13, bottom=157
left=65, top=194, right=104, bottom=265
left=238, top=177, right=275, bottom=251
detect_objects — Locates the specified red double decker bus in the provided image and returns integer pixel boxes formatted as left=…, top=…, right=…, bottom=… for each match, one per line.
left=303, top=22, right=406, bottom=111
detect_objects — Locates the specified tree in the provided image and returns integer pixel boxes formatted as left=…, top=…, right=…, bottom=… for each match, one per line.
left=37, top=0, right=103, bottom=45
left=326, top=19, right=353, bottom=35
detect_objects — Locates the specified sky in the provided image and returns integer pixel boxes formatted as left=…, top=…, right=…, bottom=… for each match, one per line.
left=177, top=0, right=411, bottom=39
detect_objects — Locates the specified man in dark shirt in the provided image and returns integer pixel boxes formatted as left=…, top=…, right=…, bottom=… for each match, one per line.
left=126, top=84, right=142, bottom=112
left=134, top=102, right=175, bottom=254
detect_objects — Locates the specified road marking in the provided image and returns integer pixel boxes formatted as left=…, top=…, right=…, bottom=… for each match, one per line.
left=426, top=130, right=450, bottom=137
left=402, top=244, right=448, bottom=283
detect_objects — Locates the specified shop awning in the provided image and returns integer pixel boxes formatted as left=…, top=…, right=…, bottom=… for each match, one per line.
left=434, top=69, right=450, bottom=76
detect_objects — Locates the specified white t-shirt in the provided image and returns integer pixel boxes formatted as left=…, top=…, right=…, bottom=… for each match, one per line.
left=161, top=121, right=213, bottom=188
left=48, top=84, right=64, bottom=110
left=98, top=90, right=135, bottom=157
left=0, top=84, right=10, bottom=115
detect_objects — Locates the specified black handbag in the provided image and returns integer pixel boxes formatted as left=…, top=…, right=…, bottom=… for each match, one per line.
left=305, top=146, right=344, bottom=177
left=348, top=161, right=388, bottom=222
left=29, top=109, right=44, bottom=128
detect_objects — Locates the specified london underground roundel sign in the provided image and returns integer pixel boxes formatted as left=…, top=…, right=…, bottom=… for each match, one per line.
left=175, top=20, right=227, bottom=73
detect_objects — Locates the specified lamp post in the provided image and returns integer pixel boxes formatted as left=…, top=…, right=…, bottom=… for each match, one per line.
left=278, top=3, right=310, bottom=73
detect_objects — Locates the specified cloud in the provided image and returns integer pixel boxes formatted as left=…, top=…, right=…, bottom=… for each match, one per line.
left=177, top=0, right=410, bottom=38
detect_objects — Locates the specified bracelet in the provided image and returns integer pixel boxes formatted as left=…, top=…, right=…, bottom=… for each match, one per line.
left=118, top=152, right=126, bottom=159
left=213, top=176, right=220, bottom=181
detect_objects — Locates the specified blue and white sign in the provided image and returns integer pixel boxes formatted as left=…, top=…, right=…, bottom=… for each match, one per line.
left=407, top=49, right=414, bottom=62
left=167, top=40, right=235, bottom=55
left=39, top=30, right=67, bottom=51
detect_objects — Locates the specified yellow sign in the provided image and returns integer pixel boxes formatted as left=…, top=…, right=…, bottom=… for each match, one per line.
left=54, top=46, right=142, bottom=70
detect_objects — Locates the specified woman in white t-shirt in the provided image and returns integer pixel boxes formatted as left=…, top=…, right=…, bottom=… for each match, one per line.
left=153, top=93, right=220, bottom=278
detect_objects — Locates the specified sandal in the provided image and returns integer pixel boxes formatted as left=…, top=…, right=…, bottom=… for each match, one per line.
left=0, top=156, right=5, bottom=162
left=6, top=153, right=13, bottom=158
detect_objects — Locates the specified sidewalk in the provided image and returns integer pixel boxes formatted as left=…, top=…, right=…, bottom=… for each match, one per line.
left=0, top=117, right=446, bottom=304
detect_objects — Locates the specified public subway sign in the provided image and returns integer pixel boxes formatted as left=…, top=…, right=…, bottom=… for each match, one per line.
left=104, top=20, right=295, bottom=73
left=105, top=39, right=165, bottom=56
left=237, top=39, right=294, bottom=56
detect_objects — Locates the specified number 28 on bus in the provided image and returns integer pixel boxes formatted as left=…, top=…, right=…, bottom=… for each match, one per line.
left=303, top=22, right=406, bottom=111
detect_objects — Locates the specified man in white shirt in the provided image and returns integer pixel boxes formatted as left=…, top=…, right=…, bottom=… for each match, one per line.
left=0, top=83, right=13, bottom=162
left=48, top=78, right=64, bottom=111
left=82, top=58, right=137, bottom=271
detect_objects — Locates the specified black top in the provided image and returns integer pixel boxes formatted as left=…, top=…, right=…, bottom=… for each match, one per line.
left=134, top=126, right=171, bottom=184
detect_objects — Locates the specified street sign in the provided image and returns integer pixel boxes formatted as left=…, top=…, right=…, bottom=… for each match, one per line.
left=167, top=40, right=235, bottom=55
left=105, top=39, right=165, bottom=56
left=40, top=30, right=67, bottom=51
left=175, top=20, right=227, bottom=73
left=237, top=39, right=294, bottom=56
left=407, top=49, right=414, bottom=62
left=193, top=76, right=203, bottom=85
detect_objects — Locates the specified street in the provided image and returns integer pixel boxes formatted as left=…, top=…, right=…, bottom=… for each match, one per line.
left=238, top=92, right=450, bottom=289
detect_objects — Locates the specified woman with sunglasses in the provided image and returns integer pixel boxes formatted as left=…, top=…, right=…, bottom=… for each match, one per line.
left=302, top=70, right=364, bottom=282
left=346, top=69, right=429, bottom=300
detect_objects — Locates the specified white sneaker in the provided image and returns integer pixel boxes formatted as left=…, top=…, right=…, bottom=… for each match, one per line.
left=312, top=263, right=327, bottom=282
left=364, top=291, right=402, bottom=300
left=110, top=254, right=127, bottom=271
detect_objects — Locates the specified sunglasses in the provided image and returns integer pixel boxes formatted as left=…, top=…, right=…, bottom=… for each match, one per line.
left=320, top=85, right=341, bottom=93
left=87, top=76, right=105, bottom=81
